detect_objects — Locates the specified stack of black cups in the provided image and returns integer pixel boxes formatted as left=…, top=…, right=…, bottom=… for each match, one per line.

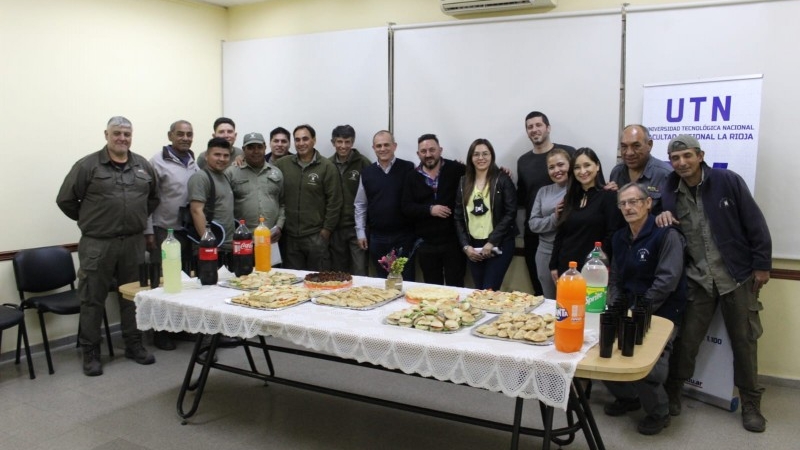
left=597, top=295, right=654, bottom=358
left=138, top=251, right=162, bottom=290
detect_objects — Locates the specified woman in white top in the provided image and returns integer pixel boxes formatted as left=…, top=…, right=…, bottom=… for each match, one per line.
left=528, top=148, right=571, bottom=299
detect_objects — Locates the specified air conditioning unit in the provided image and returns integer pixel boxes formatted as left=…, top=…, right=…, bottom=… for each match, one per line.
left=441, top=0, right=556, bottom=16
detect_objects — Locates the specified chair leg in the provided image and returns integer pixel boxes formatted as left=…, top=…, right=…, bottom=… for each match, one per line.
left=37, top=311, right=55, bottom=375
left=102, top=311, right=114, bottom=357
left=17, top=320, right=36, bottom=379
left=15, top=325, right=22, bottom=363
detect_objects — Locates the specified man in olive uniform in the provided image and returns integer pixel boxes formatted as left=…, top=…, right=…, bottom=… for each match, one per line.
left=328, top=125, right=370, bottom=275
left=57, top=116, right=159, bottom=376
left=226, top=132, right=285, bottom=234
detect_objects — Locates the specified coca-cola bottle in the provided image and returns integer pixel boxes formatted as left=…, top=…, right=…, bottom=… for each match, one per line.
left=198, top=225, right=218, bottom=285
left=232, top=219, right=254, bottom=277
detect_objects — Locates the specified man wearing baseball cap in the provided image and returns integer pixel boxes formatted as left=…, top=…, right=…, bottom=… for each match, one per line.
left=656, top=135, right=772, bottom=432
left=226, top=132, right=285, bottom=236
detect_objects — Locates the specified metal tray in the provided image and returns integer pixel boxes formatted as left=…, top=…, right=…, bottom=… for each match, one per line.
left=466, top=294, right=545, bottom=314
left=311, top=289, right=404, bottom=311
left=224, top=296, right=311, bottom=311
left=218, top=274, right=303, bottom=291
left=471, top=315, right=554, bottom=346
left=382, top=309, right=484, bottom=334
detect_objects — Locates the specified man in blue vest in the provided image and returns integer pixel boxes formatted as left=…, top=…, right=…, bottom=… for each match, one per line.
left=355, top=130, right=416, bottom=279
left=603, top=182, right=687, bottom=435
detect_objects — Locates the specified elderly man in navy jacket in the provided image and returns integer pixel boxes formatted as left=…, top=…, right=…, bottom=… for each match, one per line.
left=656, top=135, right=772, bottom=433
left=603, top=182, right=686, bottom=435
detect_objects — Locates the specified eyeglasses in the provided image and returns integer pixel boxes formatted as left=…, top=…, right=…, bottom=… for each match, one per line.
left=617, top=198, right=647, bottom=208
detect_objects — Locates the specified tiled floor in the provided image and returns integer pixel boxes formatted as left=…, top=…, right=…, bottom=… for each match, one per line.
left=0, top=336, right=795, bottom=450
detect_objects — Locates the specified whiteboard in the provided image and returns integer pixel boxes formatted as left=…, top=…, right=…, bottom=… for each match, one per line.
left=222, top=27, right=389, bottom=156
left=626, top=0, right=800, bottom=259
left=393, top=13, right=622, bottom=179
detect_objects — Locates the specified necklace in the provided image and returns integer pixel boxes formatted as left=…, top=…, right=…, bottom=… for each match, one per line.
left=580, top=192, right=588, bottom=208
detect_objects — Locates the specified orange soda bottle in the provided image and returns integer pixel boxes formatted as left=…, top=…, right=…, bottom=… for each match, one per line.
left=254, top=216, right=272, bottom=272
left=554, top=261, right=587, bottom=353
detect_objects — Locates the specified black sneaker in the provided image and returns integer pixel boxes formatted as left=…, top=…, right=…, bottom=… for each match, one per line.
left=82, top=345, right=103, bottom=377
left=638, top=414, right=670, bottom=435
left=604, top=398, right=641, bottom=416
left=153, top=331, right=176, bottom=351
left=125, top=344, right=156, bottom=365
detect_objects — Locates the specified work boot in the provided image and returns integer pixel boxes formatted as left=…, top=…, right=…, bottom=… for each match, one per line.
left=604, top=398, right=641, bottom=416
left=125, top=343, right=156, bottom=365
left=638, top=414, right=671, bottom=435
left=741, top=396, right=766, bottom=432
left=82, top=345, right=103, bottom=377
left=153, top=331, right=176, bottom=351
left=665, top=379, right=683, bottom=416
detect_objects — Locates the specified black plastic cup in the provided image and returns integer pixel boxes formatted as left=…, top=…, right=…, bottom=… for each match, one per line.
left=149, top=263, right=161, bottom=290
left=599, top=322, right=616, bottom=358
left=621, top=318, right=636, bottom=357
left=632, top=307, right=646, bottom=345
left=139, top=263, right=149, bottom=287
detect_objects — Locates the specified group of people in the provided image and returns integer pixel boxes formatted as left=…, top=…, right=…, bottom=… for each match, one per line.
left=56, top=112, right=772, bottom=437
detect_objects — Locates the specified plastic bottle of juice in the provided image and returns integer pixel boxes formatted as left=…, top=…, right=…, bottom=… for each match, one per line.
left=582, top=250, right=608, bottom=313
left=555, top=261, right=587, bottom=353
left=161, top=228, right=182, bottom=293
left=254, top=216, right=272, bottom=272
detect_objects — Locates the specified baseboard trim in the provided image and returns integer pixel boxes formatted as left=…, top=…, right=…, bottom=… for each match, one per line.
left=760, top=374, right=800, bottom=389
left=0, top=324, right=122, bottom=363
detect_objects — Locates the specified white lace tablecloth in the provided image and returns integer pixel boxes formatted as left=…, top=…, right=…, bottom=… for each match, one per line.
left=135, top=272, right=598, bottom=410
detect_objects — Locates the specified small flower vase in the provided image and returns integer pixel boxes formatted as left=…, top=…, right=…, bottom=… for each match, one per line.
left=385, top=273, right=403, bottom=291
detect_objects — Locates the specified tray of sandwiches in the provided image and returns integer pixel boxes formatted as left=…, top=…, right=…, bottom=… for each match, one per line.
left=383, top=299, right=484, bottom=333
left=312, top=286, right=403, bottom=310
left=464, top=290, right=544, bottom=314
left=472, top=312, right=555, bottom=346
left=226, top=285, right=322, bottom=311
left=219, top=270, right=303, bottom=290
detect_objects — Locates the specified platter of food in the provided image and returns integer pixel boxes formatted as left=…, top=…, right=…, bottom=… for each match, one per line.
left=404, top=286, right=460, bottom=304
left=472, top=312, right=555, bottom=346
left=464, top=290, right=544, bottom=314
left=219, top=270, right=302, bottom=290
left=303, top=271, right=354, bottom=290
left=384, top=300, right=484, bottom=333
left=312, top=286, right=403, bottom=310
left=226, top=285, right=322, bottom=311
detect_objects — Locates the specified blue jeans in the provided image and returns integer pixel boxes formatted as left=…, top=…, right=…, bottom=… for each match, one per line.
left=467, top=237, right=515, bottom=290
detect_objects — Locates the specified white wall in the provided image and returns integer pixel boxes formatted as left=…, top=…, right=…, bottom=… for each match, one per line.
left=0, top=0, right=227, bottom=355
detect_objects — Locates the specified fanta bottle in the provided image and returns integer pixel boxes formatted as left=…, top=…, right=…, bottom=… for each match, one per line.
left=555, top=261, right=587, bottom=353
left=254, top=217, right=272, bottom=272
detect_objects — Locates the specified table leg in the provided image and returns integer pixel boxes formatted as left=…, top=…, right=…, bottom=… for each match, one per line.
left=258, top=336, right=275, bottom=376
left=176, top=334, right=220, bottom=422
left=509, top=397, right=524, bottom=450
left=573, top=379, right=605, bottom=450
left=568, top=383, right=598, bottom=450
left=242, top=340, right=258, bottom=373
left=541, top=404, right=554, bottom=450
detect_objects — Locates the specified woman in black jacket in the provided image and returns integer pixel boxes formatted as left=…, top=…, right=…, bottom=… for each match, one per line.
left=550, top=147, right=624, bottom=281
left=455, top=138, right=518, bottom=290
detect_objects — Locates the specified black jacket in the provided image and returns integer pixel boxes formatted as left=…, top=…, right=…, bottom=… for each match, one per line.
left=401, top=159, right=465, bottom=244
